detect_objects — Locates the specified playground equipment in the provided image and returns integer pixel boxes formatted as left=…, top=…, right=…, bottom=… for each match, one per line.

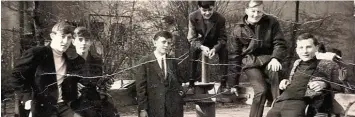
left=184, top=55, right=232, bottom=117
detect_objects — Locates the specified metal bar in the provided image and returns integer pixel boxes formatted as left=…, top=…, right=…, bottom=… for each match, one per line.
left=196, top=54, right=215, bottom=117
left=201, top=55, right=208, bottom=83
left=196, top=102, right=216, bottom=117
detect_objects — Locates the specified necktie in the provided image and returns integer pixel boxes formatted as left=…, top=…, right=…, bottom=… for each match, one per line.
left=161, top=58, right=166, bottom=79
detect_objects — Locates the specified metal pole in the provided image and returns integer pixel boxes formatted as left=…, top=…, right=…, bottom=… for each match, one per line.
left=196, top=102, right=216, bottom=117
left=201, top=55, right=208, bottom=83
left=196, top=55, right=215, bottom=117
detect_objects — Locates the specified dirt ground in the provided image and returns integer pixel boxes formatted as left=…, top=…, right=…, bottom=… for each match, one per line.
left=2, top=101, right=271, bottom=117
left=118, top=103, right=271, bottom=117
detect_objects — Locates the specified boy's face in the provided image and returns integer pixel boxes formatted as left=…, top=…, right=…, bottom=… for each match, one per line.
left=296, top=39, right=318, bottom=61
left=245, top=5, right=264, bottom=24
left=50, top=32, right=73, bottom=52
left=73, top=36, right=93, bottom=54
left=153, top=36, right=172, bottom=55
left=199, top=6, right=214, bottom=19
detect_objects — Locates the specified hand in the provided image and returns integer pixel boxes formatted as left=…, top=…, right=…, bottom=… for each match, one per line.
left=308, top=81, right=327, bottom=92
left=24, top=100, right=32, bottom=110
left=279, top=79, right=290, bottom=90
left=178, top=91, right=185, bottom=97
left=267, top=58, right=282, bottom=71
left=315, top=52, right=341, bottom=61
left=139, top=110, right=148, bottom=117
left=200, top=45, right=210, bottom=57
left=208, top=48, right=216, bottom=59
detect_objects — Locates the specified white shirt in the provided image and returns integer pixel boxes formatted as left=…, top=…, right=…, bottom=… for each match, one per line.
left=52, top=49, right=67, bottom=103
left=154, top=51, right=167, bottom=78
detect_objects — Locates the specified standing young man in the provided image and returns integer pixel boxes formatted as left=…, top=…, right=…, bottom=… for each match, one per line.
left=135, top=31, right=184, bottom=117
left=11, top=21, right=83, bottom=117
left=228, top=1, right=287, bottom=117
left=187, top=0, right=229, bottom=93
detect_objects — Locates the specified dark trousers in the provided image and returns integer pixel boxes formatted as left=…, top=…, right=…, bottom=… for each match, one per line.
left=227, top=60, right=241, bottom=88
left=244, top=67, right=280, bottom=117
left=266, top=100, right=307, bottom=117
left=19, top=104, right=31, bottom=117
left=31, top=102, right=74, bottom=117
left=188, top=46, right=228, bottom=87
left=71, top=89, right=120, bottom=117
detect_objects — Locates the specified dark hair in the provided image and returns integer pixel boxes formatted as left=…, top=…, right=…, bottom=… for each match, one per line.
left=297, top=33, right=319, bottom=46
left=197, top=1, right=215, bottom=9
left=73, top=26, right=91, bottom=38
left=329, top=48, right=342, bottom=57
left=318, top=43, right=326, bottom=53
left=247, top=0, right=263, bottom=8
left=153, top=31, right=173, bottom=41
left=51, top=21, right=74, bottom=34
left=162, top=16, right=175, bottom=25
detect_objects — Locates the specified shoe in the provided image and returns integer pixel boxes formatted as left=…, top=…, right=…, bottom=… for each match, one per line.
left=218, top=85, right=232, bottom=94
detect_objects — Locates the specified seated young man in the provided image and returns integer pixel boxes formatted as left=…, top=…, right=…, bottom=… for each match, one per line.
left=11, top=21, right=82, bottom=117
left=69, top=27, right=119, bottom=117
left=266, top=33, right=343, bottom=117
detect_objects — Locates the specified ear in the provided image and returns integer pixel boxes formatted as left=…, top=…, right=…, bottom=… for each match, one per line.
left=152, top=39, right=156, bottom=46
left=71, top=39, right=75, bottom=45
left=50, top=32, right=55, bottom=40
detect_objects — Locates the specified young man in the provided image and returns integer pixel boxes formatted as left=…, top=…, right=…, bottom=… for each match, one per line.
left=11, top=21, right=83, bottom=117
left=228, top=1, right=287, bottom=117
left=135, top=31, right=184, bottom=117
left=266, top=33, right=343, bottom=117
left=187, top=0, right=229, bottom=93
left=68, top=27, right=119, bottom=117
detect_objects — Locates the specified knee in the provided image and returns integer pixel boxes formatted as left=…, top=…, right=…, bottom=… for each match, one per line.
left=254, top=88, right=268, bottom=96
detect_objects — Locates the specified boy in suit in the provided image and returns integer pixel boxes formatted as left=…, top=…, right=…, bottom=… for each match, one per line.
left=136, top=31, right=184, bottom=117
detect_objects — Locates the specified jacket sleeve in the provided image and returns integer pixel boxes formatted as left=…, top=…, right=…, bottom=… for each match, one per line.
left=187, top=14, right=202, bottom=49
left=213, top=17, right=227, bottom=51
left=271, top=20, right=287, bottom=61
left=315, top=61, right=344, bottom=92
left=329, top=61, right=346, bottom=92
left=135, top=58, right=148, bottom=111
left=228, top=25, right=243, bottom=80
left=11, top=48, right=38, bottom=99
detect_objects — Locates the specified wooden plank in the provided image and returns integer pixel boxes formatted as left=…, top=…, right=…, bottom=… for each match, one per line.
left=332, top=93, right=355, bottom=116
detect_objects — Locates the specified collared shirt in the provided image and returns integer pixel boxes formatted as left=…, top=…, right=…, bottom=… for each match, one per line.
left=52, top=49, right=67, bottom=103
left=154, top=51, right=167, bottom=79
left=245, top=18, right=256, bottom=33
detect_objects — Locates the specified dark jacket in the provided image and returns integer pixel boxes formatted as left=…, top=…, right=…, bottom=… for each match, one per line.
left=187, top=10, right=227, bottom=51
left=67, top=51, right=119, bottom=117
left=11, top=46, right=85, bottom=117
left=135, top=53, right=183, bottom=117
left=287, top=59, right=344, bottom=115
left=228, top=14, right=287, bottom=69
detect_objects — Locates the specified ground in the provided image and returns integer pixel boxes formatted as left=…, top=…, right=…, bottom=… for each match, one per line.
left=2, top=100, right=271, bottom=117
left=118, top=103, right=271, bottom=117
